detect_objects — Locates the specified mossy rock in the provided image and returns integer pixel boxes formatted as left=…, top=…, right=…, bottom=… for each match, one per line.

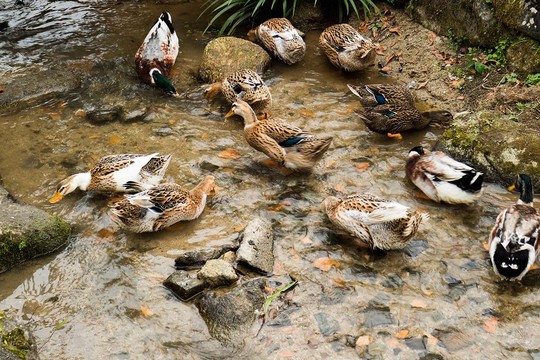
left=198, top=37, right=271, bottom=83
left=435, top=110, right=540, bottom=188
left=493, top=0, right=540, bottom=41
left=0, top=186, right=71, bottom=273
left=506, top=38, right=540, bottom=74
left=0, top=310, right=38, bottom=360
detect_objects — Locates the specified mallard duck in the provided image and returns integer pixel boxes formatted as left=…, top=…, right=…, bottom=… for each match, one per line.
left=247, top=18, right=306, bottom=65
left=205, top=69, right=272, bottom=119
left=318, top=24, right=376, bottom=72
left=405, top=146, right=484, bottom=204
left=135, top=12, right=180, bottom=97
left=323, top=193, right=428, bottom=250
left=347, top=83, right=453, bottom=139
left=225, top=99, right=332, bottom=171
left=489, top=174, right=540, bottom=281
left=110, top=176, right=215, bottom=233
left=48, top=153, right=172, bottom=203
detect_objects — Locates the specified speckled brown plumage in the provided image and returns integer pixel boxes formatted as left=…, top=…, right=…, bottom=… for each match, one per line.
left=110, top=176, right=215, bottom=233
left=205, top=69, right=272, bottom=116
left=226, top=99, right=332, bottom=171
left=248, top=18, right=305, bottom=65
left=318, top=24, right=376, bottom=72
left=323, top=193, right=428, bottom=250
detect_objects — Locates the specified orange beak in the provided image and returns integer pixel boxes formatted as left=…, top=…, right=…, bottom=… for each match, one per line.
left=507, top=184, right=516, bottom=191
left=225, top=109, right=235, bottom=118
left=49, top=192, right=63, bottom=204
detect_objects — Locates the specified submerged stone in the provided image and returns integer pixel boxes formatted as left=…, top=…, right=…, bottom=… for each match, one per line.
left=196, top=278, right=265, bottom=344
left=163, top=270, right=206, bottom=301
left=85, top=105, right=123, bottom=124
left=198, top=37, right=271, bottom=83
left=197, top=259, right=238, bottom=287
left=362, top=306, right=395, bottom=328
left=402, top=239, right=428, bottom=258
left=314, top=313, right=340, bottom=336
left=236, top=217, right=274, bottom=274
left=174, top=237, right=240, bottom=268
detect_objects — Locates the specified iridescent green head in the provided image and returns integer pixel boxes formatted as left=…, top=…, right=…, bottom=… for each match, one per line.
left=151, top=69, right=179, bottom=97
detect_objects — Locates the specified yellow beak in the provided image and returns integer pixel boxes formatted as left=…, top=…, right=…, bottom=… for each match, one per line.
left=224, top=109, right=235, bottom=118
left=48, top=192, right=63, bottom=204
left=507, top=184, right=516, bottom=191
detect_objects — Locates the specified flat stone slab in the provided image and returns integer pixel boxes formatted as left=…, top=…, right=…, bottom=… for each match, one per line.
left=236, top=217, right=274, bottom=274
left=164, top=270, right=206, bottom=301
left=198, top=37, right=271, bottom=83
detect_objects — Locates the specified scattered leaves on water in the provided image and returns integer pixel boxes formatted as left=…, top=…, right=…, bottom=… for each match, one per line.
left=108, top=135, right=122, bottom=145
left=218, top=149, right=241, bottom=159
left=356, top=335, right=371, bottom=347
left=355, top=162, right=371, bottom=172
left=300, top=109, right=315, bottom=117
left=411, top=299, right=427, bottom=308
left=140, top=305, right=153, bottom=317
left=483, top=317, right=498, bottom=333
left=396, top=329, right=409, bottom=339
left=313, top=257, right=341, bottom=271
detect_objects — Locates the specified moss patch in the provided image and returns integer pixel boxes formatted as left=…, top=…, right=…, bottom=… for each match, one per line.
left=0, top=311, right=32, bottom=359
left=0, top=215, right=71, bottom=273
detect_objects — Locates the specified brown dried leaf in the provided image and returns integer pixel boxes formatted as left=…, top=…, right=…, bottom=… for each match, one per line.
left=234, top=224, right=246, bottom=232
left=396, top=329, right=409, bottom=339
left=108, top=135, right=122, bottom=145
left=356, top=335, right=371, bottom=347
left=428, top=31, right=437, bottom=45
left=452, top=78, right=465, bottom=89
left=411, top=299, right=427, bottom=308
left=300, top=109, right=315, bottom=117
left=380, top=66, right=392, bottom=73
left=355, top=162, right=371, bottom=172
left=384, top=53, right=396, bottom=66
left=483, top=317, right=498, bottom=333
left=389, top=27, right=401, bottom=35
left=218, top=149, right=241, bottom=159
left=313, top=257, right=341, bottom=271
left=326, top=160, right=337, bottom=168
left=140, top=305, right=153, bottom=317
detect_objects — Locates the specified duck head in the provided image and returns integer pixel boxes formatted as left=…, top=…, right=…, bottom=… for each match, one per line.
left=150, top=69, right=179, bottom=98
left=509, top=174, right=534, bottom=205
left=49, top=172, right=92, bottom=203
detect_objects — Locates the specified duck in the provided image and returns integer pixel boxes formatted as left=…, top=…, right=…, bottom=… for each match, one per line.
left=225, top=99, right=332, bottom=171
left=204, top=69, right=272, bottom=119
left=247, top=18, right=306, bottom=65
left=318, top=24, right=376, bottom=72
left=489, top=174, right=540, bottom=281
left=135, top=12, right=180, bottom=97
left=48, top=153, right=172, bottom=203
left=110, top=176, right=215, bottom=233
left=347, top=83, right=453, bottom=139
left=322, top=193, right=428, bottom=250
left=405, top=146, right=484, bottom=204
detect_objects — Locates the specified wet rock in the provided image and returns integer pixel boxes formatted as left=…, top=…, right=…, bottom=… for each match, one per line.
left=236, top=217, right=274, bottom=274
left=0, top=67, right=82, bottom=115
left=123, top=109, right=148, bottom=122
left=402, top=239, right=428, bottom=258
left=0, top=185, right=71, bottom=273
left=420, top=353, right=445, bottom=360
left=0, top=310, right=39, bottom=360
left=163, top=270, right=206, bottom=301
left=405, top=337, right=426, bottom=351
left=314, top=313, right=340, bottom=336
left=381, top=274, right=404, bottom=289
left=432, top=328, right=473, bottom=352
left=267, top=308, right=294, bottom=327
left=407, top=0, right=508, bottom=47
left=362, top=306, right=395, bottom=328
left=153, top=127, right=174, bottom=136
left=198, top=37, right=271, bottom=83
left=196, top=278, right=265, bottom=344
left=85, top=105, right=123, bottom=124
left=174, top=236, right=240, bottom=268
left=198, top=157, right=224, bottom=172
left=493, top=0, right=540, bottom=41
left=197, top=259, right=238, bottom=287
left=506, top=38, right=540, bottom=74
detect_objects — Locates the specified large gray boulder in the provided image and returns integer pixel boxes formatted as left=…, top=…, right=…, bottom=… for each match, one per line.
left=198, top=37, right=271, bottom=83
left=236, top=217, right=274, bottom=274
left=0, top=185, right=71, bottom=273
left=493, top=0, right=540, bottom=41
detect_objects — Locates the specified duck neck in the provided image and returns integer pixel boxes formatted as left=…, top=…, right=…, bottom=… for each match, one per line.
left=190, top=177, right=214, bottom=199
left=518, top=177, right=534, bottom=205
left=74, top=172, right=92, bottom=191
left=242, top=107, right=259, bottom=128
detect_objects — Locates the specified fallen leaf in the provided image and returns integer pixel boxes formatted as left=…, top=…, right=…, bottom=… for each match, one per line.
left=482, top=241, right=490, bottom=251
left=417, top=80, right=430, bottom=89
left=269, top=200, right=291, bottom=212
left=218, top=149, right=241, bottom=159
left=326, top=160, right=337, bottom=168
left=234, top=224, right=246, bottom=232
left=74, top=109, right=86, bottom=117
left=452, top=78, right=465, bottom=89
left=109, top=135, right=122, bottom=145
left=428, top=32, right=437, bottom=45
left=140, top=305, right=153, bottom=317
left=313, top=257, right=341, bottom=271
left=380, top=66, right=392, bottom=73
left=411, top=299, right=427, bottom=308
left=355, top=162, right=371, bottom=172
left=97, top=228, right=115, bottom=238
left=333, top=276, right=348, bottom=288
left=47, top=112, right=61, bottom=121
left=356, top=335, right=371, bottom=347
left=264, top=286, right=275, bottom=294
left=389, top=27, right=401, bottom=35
left=384, top=53, right=396, bottom=65
left=483, top=317, right=498, bottom=333
left=396, top=329, right=409, bottom=339
left=300, top=109, right=315, bottom=117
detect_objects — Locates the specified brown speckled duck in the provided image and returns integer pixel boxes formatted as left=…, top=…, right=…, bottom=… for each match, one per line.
left=49, top=153, right=172, bottom=203
left=347, top=83, right=453, bottom=139
left=247, top=18, right=306, bottom=65
left=135, top=12, right=180, bottom=97
left=205, top=69, right=272, bottom=119
left=319, top=24, right=376, bottom=72
left=323, top=193, right=428, bottom=250
left=489, top=174, right=540, bottom=281
left=405, top=146, right=484, bottom=204
left=225, top=99, right=332, bottom=171
left=110, top=176, right=215, bottom=233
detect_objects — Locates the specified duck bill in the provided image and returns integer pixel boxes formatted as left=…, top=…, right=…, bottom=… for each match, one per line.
left=508, top=184, right=516, bottom=191
left=224, top=109, right=235, bottom=118
left=48, top=192, right=63, bottom=204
